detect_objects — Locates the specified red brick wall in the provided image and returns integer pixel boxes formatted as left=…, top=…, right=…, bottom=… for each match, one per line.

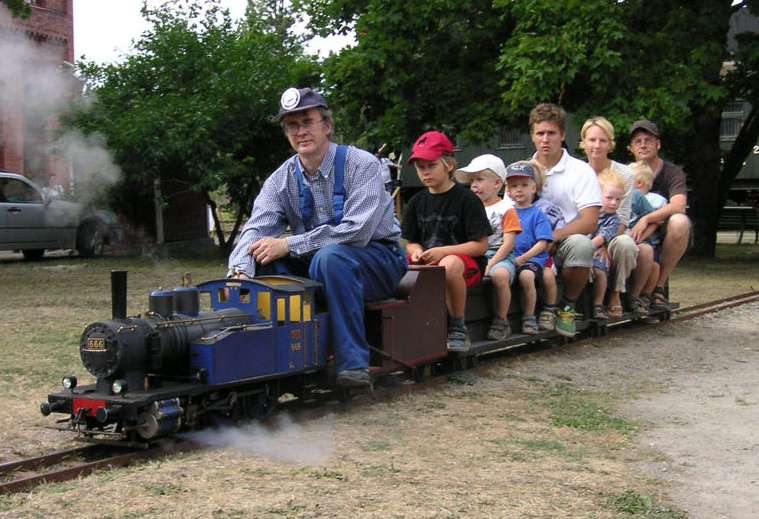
left=0, top=0, right=74, bottom=178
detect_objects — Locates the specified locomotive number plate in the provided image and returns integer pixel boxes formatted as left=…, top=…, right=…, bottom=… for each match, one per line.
left=290, top=342, right=302, bottom=352
left=85, top=337, right=106, bottom=351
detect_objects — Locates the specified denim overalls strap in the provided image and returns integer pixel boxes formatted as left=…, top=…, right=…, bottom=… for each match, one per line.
left=294, top=145, right=347, bottom=231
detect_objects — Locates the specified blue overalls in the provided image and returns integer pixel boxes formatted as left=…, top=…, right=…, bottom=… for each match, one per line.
left=262, top=146, right=407, bottom=372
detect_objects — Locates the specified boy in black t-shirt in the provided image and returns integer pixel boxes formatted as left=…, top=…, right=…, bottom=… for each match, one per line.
left=402, top=131, right=492, bottom=352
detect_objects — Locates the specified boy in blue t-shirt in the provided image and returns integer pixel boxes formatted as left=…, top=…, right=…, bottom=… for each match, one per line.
left=505, top=162, right=553, bottom=334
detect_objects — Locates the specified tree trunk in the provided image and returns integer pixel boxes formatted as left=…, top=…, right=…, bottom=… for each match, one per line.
left=683, top=110, right=723, bottom=257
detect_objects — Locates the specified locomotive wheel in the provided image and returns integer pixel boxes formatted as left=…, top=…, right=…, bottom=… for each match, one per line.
left=241, top=391, right=277, bottom=420
left=336, top=387, right=353, bottom=403
left=413, top=365, right=431, bottom=383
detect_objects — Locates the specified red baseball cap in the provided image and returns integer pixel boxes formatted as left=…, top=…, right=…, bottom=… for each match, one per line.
left=408, top=131, right=455, bottom=163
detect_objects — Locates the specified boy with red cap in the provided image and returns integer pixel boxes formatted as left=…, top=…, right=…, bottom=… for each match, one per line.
left=401, top=131, right=492, bottom=352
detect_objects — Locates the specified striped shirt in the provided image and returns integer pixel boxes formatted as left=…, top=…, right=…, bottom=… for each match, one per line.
left=610, top=160, right=634, bottom=227
left=228, top=142, right=401, bottom=277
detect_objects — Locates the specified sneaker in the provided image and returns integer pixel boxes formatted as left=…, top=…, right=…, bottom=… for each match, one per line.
left=538, top=308, right=556, bottom=331
left=555, top=304, right=577, bottom=337
left=522, top=316, right=539, bottom=335
left=336, top=369, right=371, bottom=387
left=446, top=328, right=472, bottom=352
left=631, top=296, right=649, bottom=316
left=487, top=318, right=511, bottom=340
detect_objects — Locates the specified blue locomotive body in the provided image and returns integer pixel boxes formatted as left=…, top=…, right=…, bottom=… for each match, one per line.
left=191, top=277, right=329, bottom=385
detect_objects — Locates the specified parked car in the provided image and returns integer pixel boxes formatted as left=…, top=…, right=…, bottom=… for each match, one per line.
left=0, top=171, right=120, bottom=260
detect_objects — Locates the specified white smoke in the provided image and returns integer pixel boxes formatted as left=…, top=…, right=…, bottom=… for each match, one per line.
left=0, top=4, right=122, bottom=206
left=183, top=413, right=336, bottom=465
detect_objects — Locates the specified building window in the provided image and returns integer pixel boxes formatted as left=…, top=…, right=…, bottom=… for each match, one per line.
left=720, top=117, right=743, bottom=141
left=498, top=127, right=526, bottom=150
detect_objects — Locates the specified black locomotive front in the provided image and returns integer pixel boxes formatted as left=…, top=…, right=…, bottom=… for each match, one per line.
left=41, top=271, right=251, bottom=443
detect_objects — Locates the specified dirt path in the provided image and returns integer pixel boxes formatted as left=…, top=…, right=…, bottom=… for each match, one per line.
left=622, top=303, right=759, bottom=519
left=506, top=302, right=759, bottom=518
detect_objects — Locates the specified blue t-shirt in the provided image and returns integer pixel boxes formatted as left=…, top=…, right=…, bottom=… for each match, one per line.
left=628, top=190, right=655, bottom=228
left=514, top=205, right=553, bottom=267
left=592, top=212, right=620, bottom=245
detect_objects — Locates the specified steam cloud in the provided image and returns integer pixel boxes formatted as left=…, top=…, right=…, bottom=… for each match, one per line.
left=0, top=4, right=122, bottom=206
left=184, top=413, right=336, bottom=465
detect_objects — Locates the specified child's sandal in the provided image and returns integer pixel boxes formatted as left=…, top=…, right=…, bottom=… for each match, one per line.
left=593, top=304, right=609, bottom=320
left=607, top=304, right=624, bottom=318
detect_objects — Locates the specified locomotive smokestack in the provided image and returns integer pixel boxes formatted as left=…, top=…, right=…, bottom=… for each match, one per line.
left=111, top=270, right=127, bottom=319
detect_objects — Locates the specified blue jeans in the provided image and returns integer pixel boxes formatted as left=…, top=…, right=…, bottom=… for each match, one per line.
left=260, top=241, right=407, bottom=372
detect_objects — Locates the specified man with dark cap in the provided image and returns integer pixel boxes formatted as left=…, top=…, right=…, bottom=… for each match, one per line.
left=628, top=119, right=691, bottom=309
left=228, top=87, right=407, bottom=387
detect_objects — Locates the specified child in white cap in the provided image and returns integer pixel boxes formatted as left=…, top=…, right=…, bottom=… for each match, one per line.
left=456, top=155, right=522, bottom=340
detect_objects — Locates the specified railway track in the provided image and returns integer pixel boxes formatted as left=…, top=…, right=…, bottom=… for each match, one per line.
left=3, top=291, right=757, bottom=497
left=670, top=289, right=759, bottom=321
left=0, top=440, right=197, bottom=495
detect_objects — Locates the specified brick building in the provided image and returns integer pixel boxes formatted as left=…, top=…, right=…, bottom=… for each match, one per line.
left=0, top=0, right=78, bottom=188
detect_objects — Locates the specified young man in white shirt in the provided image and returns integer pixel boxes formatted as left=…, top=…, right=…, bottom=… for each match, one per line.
left=530, top=103, right=601, bottom=336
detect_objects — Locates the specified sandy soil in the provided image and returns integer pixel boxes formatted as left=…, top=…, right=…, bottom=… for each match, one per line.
left=506, top=302, right=759, bottom=518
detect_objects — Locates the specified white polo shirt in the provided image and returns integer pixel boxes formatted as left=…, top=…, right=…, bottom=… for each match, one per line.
left=535, top=149, right=601, bottom=223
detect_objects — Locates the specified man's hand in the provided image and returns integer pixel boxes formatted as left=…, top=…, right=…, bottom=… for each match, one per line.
left=629, top=219, right=648, bottom=243
left=249, top=237, right=289, bottom=265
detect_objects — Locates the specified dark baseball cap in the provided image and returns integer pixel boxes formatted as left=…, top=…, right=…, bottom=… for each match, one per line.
left=408, top=131, right=455, bottom=162
left=275, top=87, right=329, bottom=121
left=629, top=119, right=660, bottom=138
left=505, top=161, right=536, bottom=180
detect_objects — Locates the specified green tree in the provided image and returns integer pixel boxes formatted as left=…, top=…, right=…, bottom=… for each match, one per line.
left=66, top=0, right=318, bottom=253
left=297, top=0, right=514, bottom=149
left=306, top=0, right=759, bottom=257
left=1, top=0, right=30, bottom=18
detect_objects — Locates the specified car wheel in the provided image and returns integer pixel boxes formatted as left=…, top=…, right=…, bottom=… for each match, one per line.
left=77, top=220, right=105, bottom=257
left=22, top=249, right=45, bottom=261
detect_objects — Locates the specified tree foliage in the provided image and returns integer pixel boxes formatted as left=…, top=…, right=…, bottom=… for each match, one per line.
left=305, top=0, right=759, bottom=257
left=65, top=0, right=318, bottom=252
left=0, top=0, right=30, bottom=18
left=297, top=0, right=514, bottom=149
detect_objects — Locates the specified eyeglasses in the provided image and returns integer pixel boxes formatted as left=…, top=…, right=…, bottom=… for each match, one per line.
left=631, top=135, right=657, bottom=147
left=283, top=118, right=326, bottom=135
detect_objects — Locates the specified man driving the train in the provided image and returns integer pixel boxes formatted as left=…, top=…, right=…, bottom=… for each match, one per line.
left=227, top=87, right=407, bottom=388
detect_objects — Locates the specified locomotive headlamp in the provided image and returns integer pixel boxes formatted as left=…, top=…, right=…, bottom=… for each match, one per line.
left=61, top=376, right=77, bottom=390
left=111, top=379, right=128, bottom=395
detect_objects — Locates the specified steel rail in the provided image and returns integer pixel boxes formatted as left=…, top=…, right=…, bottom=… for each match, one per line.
left=672, top=290, right=759, bottom=316
left=0, top=440, right=197, bottom=495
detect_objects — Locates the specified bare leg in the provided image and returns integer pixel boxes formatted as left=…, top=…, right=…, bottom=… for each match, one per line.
left=440, top=255, right=467, bottom=318
left=542, top=268, right=558, bottom=306
left=630, top=243, right=654, bottom=297
left=561, top=266, right=590, bottom=300
left=593, top=268, right=607, bottom=306
left=657, top=214, right=690, bottom=288
left=491, top=268, right=512, bottom=320
left=519, top=269, right=537, bottom=316
left=644, top=262, right=660, bottom=295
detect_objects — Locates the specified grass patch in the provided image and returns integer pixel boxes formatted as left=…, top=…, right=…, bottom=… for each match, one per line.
left=308, top=468, right=346, bottom=481
left=609, top=490, right=688, bottom=518
left=361, top=463, right=402, bottom=477
left=544, top=384, right=635, bottom=434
